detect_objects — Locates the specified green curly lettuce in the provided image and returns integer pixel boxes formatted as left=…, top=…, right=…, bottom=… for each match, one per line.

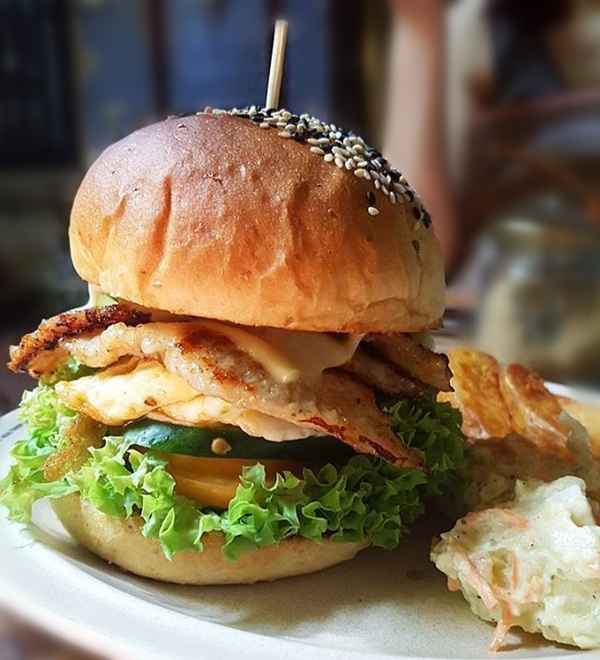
left=61, top=437, right=427, bottom=560
left=0, top=386, right=78, bottom=521
left=0, top=385, right=465, bottom=561
left=385, top=394, right=465, bottom=497
left=219, top=459, right=426, bottom=560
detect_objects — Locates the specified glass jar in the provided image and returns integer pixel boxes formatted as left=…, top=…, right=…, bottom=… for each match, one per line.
left=476, top=210, right=600, bottom=384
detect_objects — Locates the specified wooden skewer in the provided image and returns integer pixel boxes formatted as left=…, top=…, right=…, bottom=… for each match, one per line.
left=265, top=19, right=288, bottom=109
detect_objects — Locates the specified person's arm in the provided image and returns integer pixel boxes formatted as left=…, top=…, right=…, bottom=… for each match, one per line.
left=383, top=0, right=459, bottom=272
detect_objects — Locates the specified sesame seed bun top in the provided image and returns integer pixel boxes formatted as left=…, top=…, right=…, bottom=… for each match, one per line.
left=69, top=108, right=445, bottom=332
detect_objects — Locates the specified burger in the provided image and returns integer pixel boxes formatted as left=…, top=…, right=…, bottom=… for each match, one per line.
left=1, top=107, right=464, bottom=584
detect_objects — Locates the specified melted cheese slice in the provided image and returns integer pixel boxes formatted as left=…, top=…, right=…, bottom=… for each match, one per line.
left=55, top=359, right=320, bottom=440
left=182, top=319, right=362, bottom=384
left=85, top=290, right=363, bottom=384
left=250, top=325, right=363, bottom=383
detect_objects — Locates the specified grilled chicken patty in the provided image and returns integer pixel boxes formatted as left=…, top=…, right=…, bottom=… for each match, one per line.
left=8, top=305, right=150, bottom=376
left=58, top=321, right=420, bottom=466
left=9, top=305, right=452, bottom=467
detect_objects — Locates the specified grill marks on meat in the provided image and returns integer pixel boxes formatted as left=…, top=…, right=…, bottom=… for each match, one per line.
left=7, top=305, right=151, bottom=375
left=62, top=322, right=422, bottom=468
left=8, top=306, right=450, bottom=397
left=367, top=334, right=452, bottom=392
left=7, top=307, right=449, bottom=467
left=340, top=346, right=425, bottom=397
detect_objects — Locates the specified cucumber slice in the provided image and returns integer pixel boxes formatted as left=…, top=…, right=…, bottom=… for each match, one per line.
left=122, top=420, right=354, bottom=463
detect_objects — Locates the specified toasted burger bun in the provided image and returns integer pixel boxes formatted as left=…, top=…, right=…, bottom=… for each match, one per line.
left=70, top=111, right=444, bottom=333
left=52, top=495, right=366, bottom=585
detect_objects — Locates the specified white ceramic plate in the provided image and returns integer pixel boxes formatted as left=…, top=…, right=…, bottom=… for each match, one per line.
left=0, top=386, right=597, bottom=660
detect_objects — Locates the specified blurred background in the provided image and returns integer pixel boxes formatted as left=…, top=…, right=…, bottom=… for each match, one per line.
left=2, top=0, right=600, bottom=656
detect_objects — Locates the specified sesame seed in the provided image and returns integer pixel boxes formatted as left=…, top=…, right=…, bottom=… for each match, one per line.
left=332, top=146, right=349, bottom=157
left=206, top=105, right=430, bottom=223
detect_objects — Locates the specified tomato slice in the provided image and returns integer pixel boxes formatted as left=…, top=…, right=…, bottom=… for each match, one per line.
left=163, top=453, right=303, bottom=509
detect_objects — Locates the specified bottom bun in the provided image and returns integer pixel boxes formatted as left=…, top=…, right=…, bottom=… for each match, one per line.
left=52, top=495, right=367, bottom=585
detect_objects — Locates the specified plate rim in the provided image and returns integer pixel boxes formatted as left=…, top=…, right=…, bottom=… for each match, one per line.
left=0, top=410, right=410, bottom=660
left=0, top=383, right=597, bottom=660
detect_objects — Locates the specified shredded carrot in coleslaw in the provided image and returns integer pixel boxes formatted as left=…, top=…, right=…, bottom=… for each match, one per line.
left=447, top=577, right=460, bottom=592
left=447, top=540, right=498, bottom=610
left=490, top=604, right=514, bottom=652
left=447, top=541, right=523, bottom=652
left=462, top=508, right=529, bottom=530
